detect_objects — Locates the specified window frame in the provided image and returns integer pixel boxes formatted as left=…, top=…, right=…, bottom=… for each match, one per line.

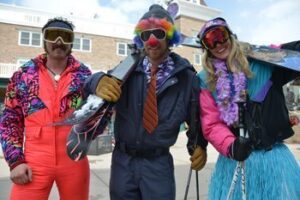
left=73, top=37, right=92, bottom=52
left=185, top=0, right=200, bottom=4
left=18, top=31, right=42, bottom=47
left=194, top=53, right=202, bottom=65
left=116, top=42, right=128, bottom=56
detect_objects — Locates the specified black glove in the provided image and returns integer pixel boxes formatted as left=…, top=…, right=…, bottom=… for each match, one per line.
left=230, top=137, right=253, bottom=161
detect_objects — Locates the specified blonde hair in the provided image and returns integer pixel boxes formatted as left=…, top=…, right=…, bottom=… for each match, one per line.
left=202, top=36, right=252, bottom=91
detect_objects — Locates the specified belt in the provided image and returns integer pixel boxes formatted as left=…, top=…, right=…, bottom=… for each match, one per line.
left=115, top=142, right=169, bottom=158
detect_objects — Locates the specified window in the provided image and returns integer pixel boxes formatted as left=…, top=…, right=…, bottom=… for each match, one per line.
left=24, top=15, right=41, bottom=23
left=32, top=33, right=41, bottom=46
left=194, top=54, right=201, bottom=65
left=73, top=38, right=81, bottom=50
left=19, top=31, right=41, bottom=47
left=82, top=39, right=91, bottom=51
left=117, top=43, right=127, bottom=56
left=73, top=37, right=91, bottom=52
left=20, top=32, right=30, bottom=45
left=185, top=0, right=200, bottom=4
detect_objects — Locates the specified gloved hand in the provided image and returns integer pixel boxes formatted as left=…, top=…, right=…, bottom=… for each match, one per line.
left=230, top=137, right=253, bottom=161
left=190, top=146, right=207, bottom=171
left=96, top=75, right=121, bottom=102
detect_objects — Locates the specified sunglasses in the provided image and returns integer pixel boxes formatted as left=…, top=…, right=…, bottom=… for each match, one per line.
left=140, top=28, right=166, bottom=42
left=43, top=28, right=74, bottom=44
left=201, top=26, right=230, bottom=49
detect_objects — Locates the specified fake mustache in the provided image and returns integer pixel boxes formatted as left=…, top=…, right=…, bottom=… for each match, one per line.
left=52, top=44, right=67, bottom=51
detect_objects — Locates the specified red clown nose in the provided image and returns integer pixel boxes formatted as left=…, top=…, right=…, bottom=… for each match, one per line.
left=147, top=36, right=159, bottom=47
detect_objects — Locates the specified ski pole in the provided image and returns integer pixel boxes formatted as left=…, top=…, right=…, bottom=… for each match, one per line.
left=226, top=102, right=248, bottom=200
left=196, top=170, right=199, bottom=200
left=184, top=167, right=193, bottom=200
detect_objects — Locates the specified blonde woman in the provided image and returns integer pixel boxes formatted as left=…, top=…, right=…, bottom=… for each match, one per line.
left=197, top=17, right=300, bottom=199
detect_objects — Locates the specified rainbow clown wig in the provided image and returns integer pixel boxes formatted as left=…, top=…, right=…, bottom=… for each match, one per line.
left=133, top=4, right=181, bottom=49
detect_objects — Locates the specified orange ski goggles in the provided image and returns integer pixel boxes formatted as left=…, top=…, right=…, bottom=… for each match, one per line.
left=201, top=26, right=230, bottom=49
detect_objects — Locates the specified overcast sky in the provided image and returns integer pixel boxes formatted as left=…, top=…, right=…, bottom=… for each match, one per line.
left=1, top=0, right=299, bottom=45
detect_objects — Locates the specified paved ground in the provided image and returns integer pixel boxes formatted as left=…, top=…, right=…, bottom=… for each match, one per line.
left=0, top=133, right=299, bottom=200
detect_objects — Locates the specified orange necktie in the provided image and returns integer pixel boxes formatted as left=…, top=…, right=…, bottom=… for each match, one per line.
left=143, top=66, right=158, bottom=134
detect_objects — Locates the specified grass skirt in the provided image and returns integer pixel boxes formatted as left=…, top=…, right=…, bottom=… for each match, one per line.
left=208, top=143, right=300, bottom=200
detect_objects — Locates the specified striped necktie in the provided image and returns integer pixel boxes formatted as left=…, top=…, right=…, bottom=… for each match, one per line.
left=143, top=66, right=158, bottom=134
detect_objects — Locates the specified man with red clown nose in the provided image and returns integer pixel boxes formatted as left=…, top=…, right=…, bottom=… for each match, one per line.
left=84, top=4, right=208, bottom=199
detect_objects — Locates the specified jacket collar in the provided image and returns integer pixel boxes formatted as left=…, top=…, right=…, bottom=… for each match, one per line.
left=33, top=53, right=82, bottom=73
left=135, top=52, right=195, bottom=75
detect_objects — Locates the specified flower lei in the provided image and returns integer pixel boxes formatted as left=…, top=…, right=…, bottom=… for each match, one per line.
left=213, top=59, right=247, bottom=126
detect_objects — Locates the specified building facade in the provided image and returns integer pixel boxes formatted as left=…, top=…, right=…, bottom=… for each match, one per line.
left=0, top=0, right=220, bottom=101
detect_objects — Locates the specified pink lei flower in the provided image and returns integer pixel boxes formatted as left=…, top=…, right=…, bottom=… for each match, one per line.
left=213, top=59, right=247, bottom=126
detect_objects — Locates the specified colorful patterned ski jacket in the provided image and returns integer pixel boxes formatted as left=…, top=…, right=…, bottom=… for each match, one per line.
left=0, top=54, right=91, bottom=170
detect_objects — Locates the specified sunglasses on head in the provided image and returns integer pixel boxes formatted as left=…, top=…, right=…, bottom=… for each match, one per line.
left=140, top=28, right=166, bottom=42
left=201, top=26, right=230, bottom=49
left=43, top=28, right=74, bottom=44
